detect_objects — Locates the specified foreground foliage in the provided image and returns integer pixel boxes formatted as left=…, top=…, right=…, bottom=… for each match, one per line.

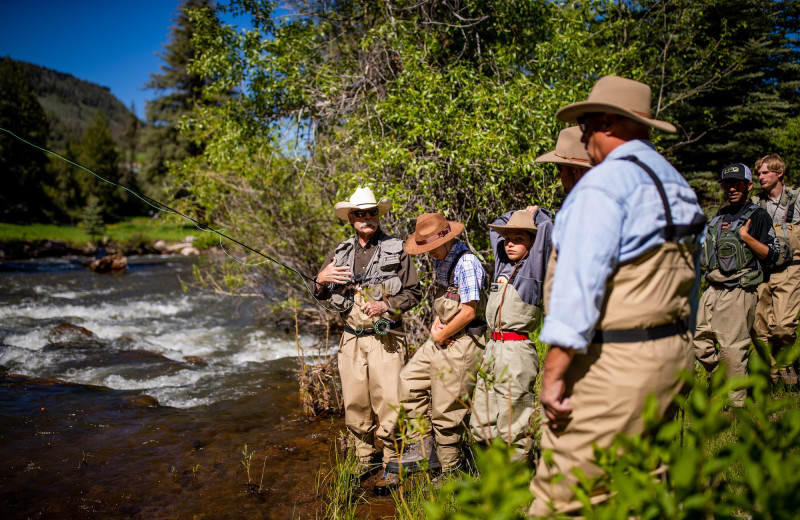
left=408, top=347, right=800, bottom=519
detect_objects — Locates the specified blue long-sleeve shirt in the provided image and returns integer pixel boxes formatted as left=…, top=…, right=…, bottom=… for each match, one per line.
left=539, top=139, right=704, bottom=352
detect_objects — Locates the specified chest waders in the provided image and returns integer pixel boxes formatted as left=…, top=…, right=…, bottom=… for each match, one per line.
left=753, top=187, right=800, bottom=268
left=544, top=155, right=706, bottom=342
left=701, top=204, right=764, bottom=287
left=485, top=260, right=541, bottom=340
left=329, top=234, right=405, bottom=335
left=434, top=250, right=487, bottom=341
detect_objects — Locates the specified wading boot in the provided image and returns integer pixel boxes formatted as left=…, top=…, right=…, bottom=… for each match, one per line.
left=373, top=470, right=399, bottom=496
left=386, top=435, right=441, bottom=474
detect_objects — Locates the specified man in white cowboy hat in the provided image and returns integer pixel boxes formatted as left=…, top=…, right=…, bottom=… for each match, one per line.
left=534, top=125, right=592, bottom=195
left=314, top=186, right=421, bottom=493
left=529, top=76, right=706, bottom=516
left=394, top=212, right=487, bottom=476
left=469, top=207, right=553, bottom=462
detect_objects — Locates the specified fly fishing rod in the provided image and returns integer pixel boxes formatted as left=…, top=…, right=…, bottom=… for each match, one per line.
left=2, top=127, right=406, bottom=334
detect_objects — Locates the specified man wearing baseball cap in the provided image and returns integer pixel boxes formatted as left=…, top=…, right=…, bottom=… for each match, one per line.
left=529, top=76, right=706, bottom=515
left=694, top=163, right=777, bottom=406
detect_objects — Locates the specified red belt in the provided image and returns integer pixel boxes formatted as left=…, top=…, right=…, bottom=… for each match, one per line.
left=491, top=330, right=529, bottom=341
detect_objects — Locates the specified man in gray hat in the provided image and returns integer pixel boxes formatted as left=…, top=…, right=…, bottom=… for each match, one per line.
left=314, top=186, right=421, bottom=493
left=534, top=125, right=592, bottom=195
left=529, top=76, right=706, bottom=516
left=694, top=164, right=777, bottom=406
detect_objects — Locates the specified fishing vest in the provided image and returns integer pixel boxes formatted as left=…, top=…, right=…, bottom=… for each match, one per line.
left=329, top=233, right=404, bottom=329
left=752, top=186, right=800, bottom=267
left=544, top=155, right=705, bottom=343
left=486, top=260, right=541, bottom=336
left=434, top=249, right=488, bottom=337
left=701, top=203, right=764, bottom=287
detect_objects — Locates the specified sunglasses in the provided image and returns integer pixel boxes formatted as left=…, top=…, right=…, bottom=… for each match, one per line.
left=350, top=208, right=379, bottom=218
left=721, top=179, right=747, bottom=191
left=577, top=112, right=604, bottom=134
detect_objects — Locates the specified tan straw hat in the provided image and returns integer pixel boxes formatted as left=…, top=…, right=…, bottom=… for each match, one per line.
left=404, top=213, right=465, bottom=255
left=535, top=127, right=591, bottom=168
left=488, top=210, right=538, bottom=237
left=334, top=186, right=392, bottom=220
left=556, top=75, right=677, bottom=134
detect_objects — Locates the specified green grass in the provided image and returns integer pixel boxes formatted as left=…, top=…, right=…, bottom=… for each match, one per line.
left=0, top=217, right=200, bottom=248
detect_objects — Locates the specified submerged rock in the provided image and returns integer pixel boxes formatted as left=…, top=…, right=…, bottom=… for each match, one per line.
left=49, top=322, right=95, bottom=343
left=121, top=394, right=160, bottom=408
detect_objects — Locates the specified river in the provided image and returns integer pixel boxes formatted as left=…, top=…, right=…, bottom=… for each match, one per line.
left=0, top=255, right=349, bottom=519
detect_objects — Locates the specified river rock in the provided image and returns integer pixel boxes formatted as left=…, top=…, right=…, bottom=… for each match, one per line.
left=50, top=322, right=94, bottom=339
left=153, top=239, right=168, bottom=252
left=89, top=252, right=127, bottom=274
left=180, top=246, right=200, bottom=256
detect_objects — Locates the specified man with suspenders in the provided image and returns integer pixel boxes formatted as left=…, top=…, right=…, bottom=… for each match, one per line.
left=528, top=76, right=706, bottom=515
left=751, top=154, right=800, bottom=384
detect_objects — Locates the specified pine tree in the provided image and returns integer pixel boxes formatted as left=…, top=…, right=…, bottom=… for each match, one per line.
left=140, top=0, right=221, bottom=196
left=78, top=111, right=121, bottom=219
left=0, top=57, right=51, bottom=222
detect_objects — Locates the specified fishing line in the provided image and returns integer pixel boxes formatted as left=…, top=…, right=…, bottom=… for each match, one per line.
left=0, top=126, right=356, bottom=312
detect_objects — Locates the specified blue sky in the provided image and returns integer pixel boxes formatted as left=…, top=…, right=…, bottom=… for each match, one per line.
left=0, top=1, right=224, bottom=120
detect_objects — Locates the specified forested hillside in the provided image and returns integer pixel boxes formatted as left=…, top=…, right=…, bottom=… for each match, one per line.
left=1, top=57, right=141, bottom=222
left=16, top=59, right=138, bottom=152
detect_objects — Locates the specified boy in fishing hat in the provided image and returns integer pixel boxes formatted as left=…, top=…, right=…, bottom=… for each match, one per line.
left=469, top=207, right=553, bottom=462
left=314, top=186, right=421, bottom=493
left=393, top=213, right=487, bottom=477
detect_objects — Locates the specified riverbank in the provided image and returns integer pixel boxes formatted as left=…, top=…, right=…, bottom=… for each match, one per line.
left=0, top=218, right=212, bottom=260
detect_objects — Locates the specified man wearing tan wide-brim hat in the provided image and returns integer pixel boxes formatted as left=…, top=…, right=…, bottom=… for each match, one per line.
left=392, top=212, right=487, bottom=476
left=314, top=186, right=421, bottom=493
left=529, top=76, right=706, bottom=516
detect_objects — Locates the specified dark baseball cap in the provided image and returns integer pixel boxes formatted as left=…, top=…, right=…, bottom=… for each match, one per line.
left=720, top=163, right=752, bottom=183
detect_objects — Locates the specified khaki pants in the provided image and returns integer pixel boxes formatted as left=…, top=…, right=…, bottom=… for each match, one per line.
left=529, top=336, right=693, bottom=516
left=338, top=330, right=406, bottom=465
left=399, top=333, right=483, bottom=470
left=693, top=284, right=758, bottom=406
left=754, top=262, right=800, bottom=355
left=470, top=338, right=539, bottom=462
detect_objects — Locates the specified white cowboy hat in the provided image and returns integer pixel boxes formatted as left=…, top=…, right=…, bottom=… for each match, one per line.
left=333, top=186, right=392, bottom=221
left=535, top=127, right=592, bottom=168
left=556, top=75, right=677, bottom=134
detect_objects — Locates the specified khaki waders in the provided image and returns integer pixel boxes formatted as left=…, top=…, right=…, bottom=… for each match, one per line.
left=399, top=282, right=484, bottom=471
left=470, top=278, right=541, bottom=462
left=529, top=243, right=696, bottom=516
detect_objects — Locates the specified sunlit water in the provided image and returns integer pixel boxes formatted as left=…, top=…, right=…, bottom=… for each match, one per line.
left=0, top=255, right=351, bottom=519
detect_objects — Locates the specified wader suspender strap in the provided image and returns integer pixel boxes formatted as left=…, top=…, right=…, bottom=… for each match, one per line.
left=621, top=156, right=706, bottom=241
left=591, top=156, right=704, bottom=344
left=444, top=248, right=487, bottom=335
left=446, top=249, right=470, bottom=286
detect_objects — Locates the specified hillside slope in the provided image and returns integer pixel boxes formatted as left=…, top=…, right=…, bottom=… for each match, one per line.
left=15, top=59, right=140, bottom=152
